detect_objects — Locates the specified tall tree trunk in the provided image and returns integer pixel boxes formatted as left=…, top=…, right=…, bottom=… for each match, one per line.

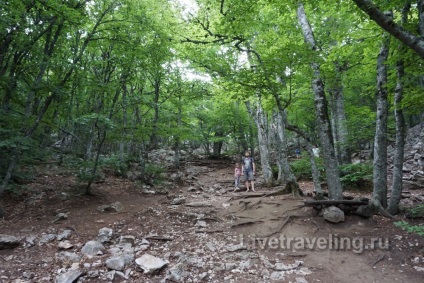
left=246, top=101, right=273, bottom=185
left=273, top=111, right=301, bottom=196
left=149, top=79, right=160, bottom=150
left=329, top=62, right=351, bottom=165
left=174, top=95, right=182, bottom=169
left=372, top=12, right=391, bottom=209
left=297, top=3, right=343, bottom=200
left=388, top=4, right=409, bottom=215
left=286, top=124, right=323, bottom=198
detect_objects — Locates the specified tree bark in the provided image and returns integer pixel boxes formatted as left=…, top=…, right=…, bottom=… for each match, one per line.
left=388, top=4, right=409, bottom=215
left=329, top=62, right=351, bottom=165
left=297, top=3, right=343, bottom=200
left=286, top=124, right=323, bottom=198
left=272, top=111, right=300, bottom=196
left=246, top=101, right=273, bottom=185
left=372, top=13, right=391, bottom=208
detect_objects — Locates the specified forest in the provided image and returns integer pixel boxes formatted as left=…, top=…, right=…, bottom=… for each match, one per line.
left=1, top=0, right=424, bottom=282
left=2, top=0, right=424, bottom=214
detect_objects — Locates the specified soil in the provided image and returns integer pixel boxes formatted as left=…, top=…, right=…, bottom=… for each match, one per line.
left=0, top=158, right=423, bottom=283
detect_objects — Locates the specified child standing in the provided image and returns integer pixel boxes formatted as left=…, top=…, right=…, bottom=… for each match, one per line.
left=234, top=163, right=241, bottom=191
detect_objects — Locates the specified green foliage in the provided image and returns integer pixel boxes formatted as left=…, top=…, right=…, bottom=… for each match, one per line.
left=144, top=163, right=165, bottom=185
left=340, top=162, right=373, bottom=191
left=290, top=156, right=324, bottom=181
left=99, top=155, right=129, bottom=177
left=76, top=161, right=105, bottom=183
left=405, top=204, right=424, bottom=219
left=394, top=221, right=424, bottom=237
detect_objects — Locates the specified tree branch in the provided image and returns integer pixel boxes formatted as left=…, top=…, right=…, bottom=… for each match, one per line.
left=352, top=0, right=424, bottom=59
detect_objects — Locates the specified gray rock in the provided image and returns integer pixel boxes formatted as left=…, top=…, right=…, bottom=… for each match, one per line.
left=165, top=262, right=189, bottom=282
left=323, top=206, right=345, bottom=223
left=119, top=235, right=136, bottom=247
left=135, top=254, right=167, bottom=275
left=39, top=234, right=56, bottom=244
left=270, top=271, right=285, bottom=281
left=171, top=197, right=186, bottom=205
left=0, top=234, right=20, bottom=250
left=106, top=256, right=126, bottom=271
left=97, top=202, right=123, bottom=212
left=97, top=227, right=113, bottom=243
left=58, top=240, right=73, bottom=250
left=55, top=269, right=84, bottom=283
left=81, top=240, right=105, bottom=256
left=56, top=251, right=81, bottom=266
left=57, top=230, right=73, bottom=241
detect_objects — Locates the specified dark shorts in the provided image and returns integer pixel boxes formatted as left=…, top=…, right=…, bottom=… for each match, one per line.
left=244, top=170, right=254, bottom=181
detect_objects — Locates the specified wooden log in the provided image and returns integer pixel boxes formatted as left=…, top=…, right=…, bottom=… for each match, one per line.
left=304, top=199, right=369, bottom=206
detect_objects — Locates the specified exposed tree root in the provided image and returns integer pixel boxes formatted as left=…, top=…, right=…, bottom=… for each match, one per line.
left=371, top=199, right=394, bottom=219
left=369, top=254, right=385, bottom=266
left=261, top=215, right=296, bottom=237
left=195, top=229, right=224, bottom=233
left=231, top=220, right=264, bottom=228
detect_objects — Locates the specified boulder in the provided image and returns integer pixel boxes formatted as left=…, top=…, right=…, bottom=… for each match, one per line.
left=323, top=206, right=345, bottom=223
left=135, top=254, right=167, bottom=275
left=0, top=234, right=20, bottom=250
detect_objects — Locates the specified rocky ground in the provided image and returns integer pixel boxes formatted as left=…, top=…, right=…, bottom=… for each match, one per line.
left=0, top=157, right=424, bottom=283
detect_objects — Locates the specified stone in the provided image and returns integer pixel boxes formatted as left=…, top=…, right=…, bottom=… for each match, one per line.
left=81, top=240, right=105, bottom=256
left=106, top=256, right=127, bottom=271
left=97, top=202, right=124, bottom=212
left=171, top=197, right=186, bottom=205
left=39, top=234, right=56, bottom=244
left=97, top=227, right=113, bottom=243
left=57, top=229, right=73, bottom=241
left=58, top=240, right=73, bottom=250
left=135, top=254, right=167, bottom=275
left=0, top=234, right=20, bottom=250
left=165, top=262, right=189, bottom=282
left=323, top=206, right=345, bottom=223
left=55, top=269, right=84, bottom=283
left=56, top=252, right=81, bottom=266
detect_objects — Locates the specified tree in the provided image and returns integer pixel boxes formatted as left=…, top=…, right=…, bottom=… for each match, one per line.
left=297, top=2, right=343, bottom=200
left=352, top=0, right=424, bottom=59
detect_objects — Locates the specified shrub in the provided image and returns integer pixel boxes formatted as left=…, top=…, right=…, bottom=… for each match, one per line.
left=290, top=156, right=324, bottom=181
left=340, top=162, right=373, bottom=191
left=394, top=221, right=424, bottom=236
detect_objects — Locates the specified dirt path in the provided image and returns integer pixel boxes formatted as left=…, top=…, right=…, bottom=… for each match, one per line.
left=0, top=158, right=423, bottom=282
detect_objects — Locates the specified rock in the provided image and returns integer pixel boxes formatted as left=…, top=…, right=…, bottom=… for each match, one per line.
left=106, top=256, right=127, bottom=271
left=323, top=206, right=345, bottom=223
left=171, top=197, right=186, bottom=205
left=58, top=240, right=73, bottom=250
left=56, top=252, right=81, bottom=266
left=225, top=243, right=246, bottom=252
left=355, top=205, right=374, bottom=218
left=195, top=220, right=207, bottom=228
left=119, top=235, right=136, bottom=247
left=81, top=240, right=105, bottom=256
left=270, top=271, right=285, bottom=281
left=52, top=212, right=68, bottom=223
left=97, top=202, right=123, bottom=212
left=57, top=230, right=73, bottom=241
left=55, top=269, right=84, bottom=283
left=274, top=260, right=303, bottom=271
left=0, top=234, right=20, bottom=250
left=165, top=262, right=189, bottom=282
left=185, top=202, right=214, bottom=207
left=135, top=254, right=167, bottom=275
left=97, top=227, right=113, bottom=243
left=39, top=233, right=56, bottom=244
